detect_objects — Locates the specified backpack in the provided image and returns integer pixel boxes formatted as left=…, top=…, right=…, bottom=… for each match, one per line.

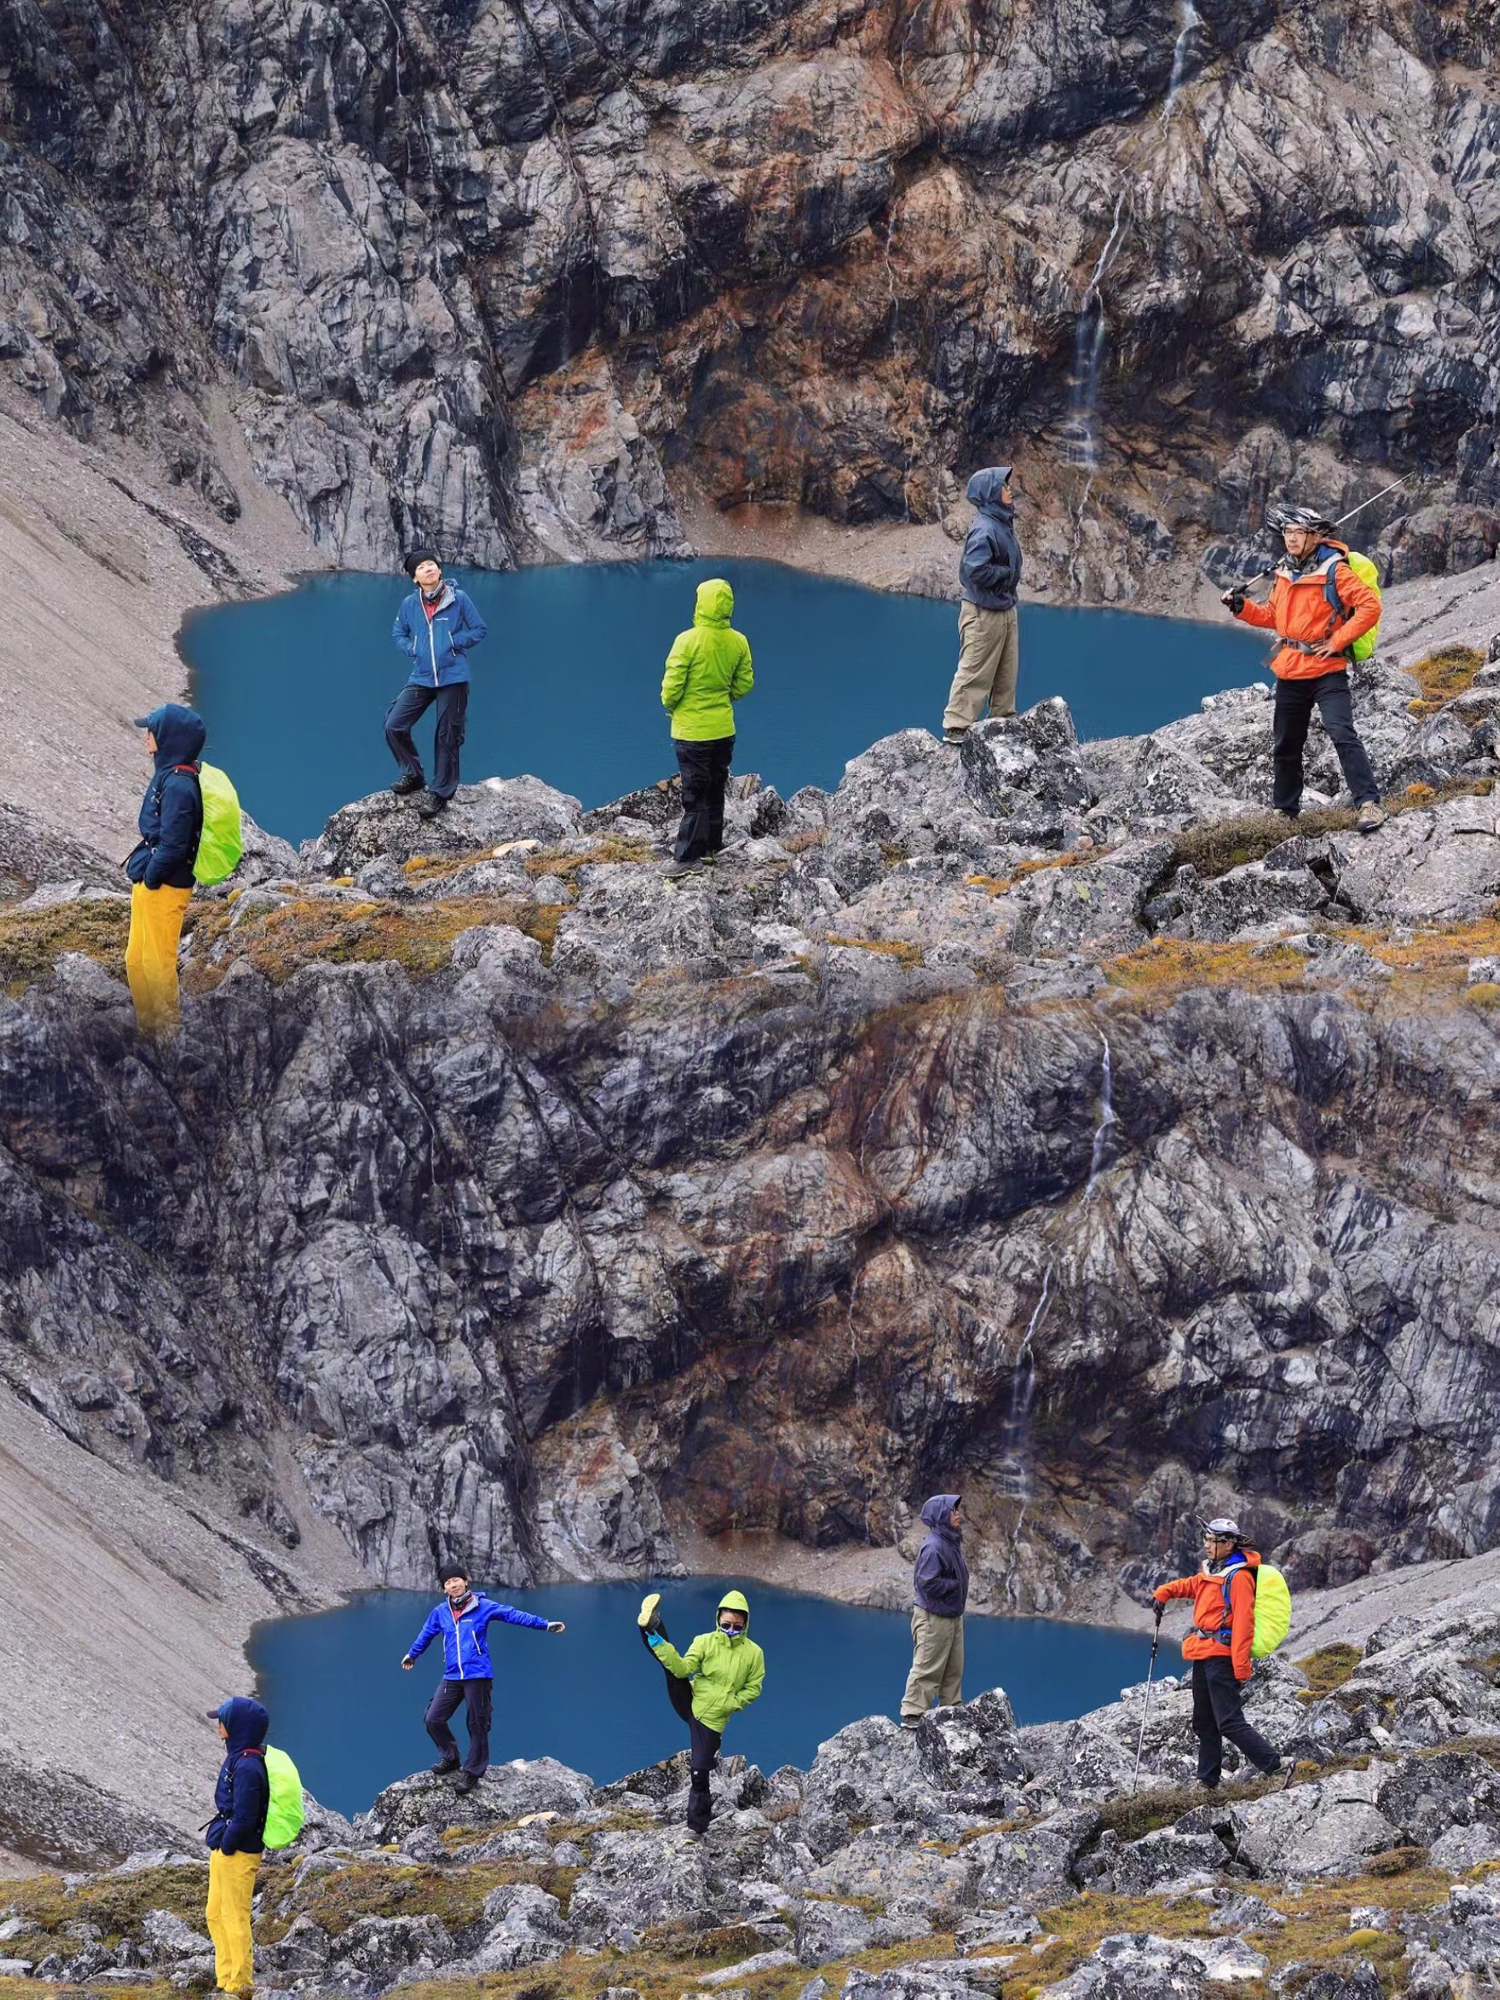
left=1219, top=1563, right=1294, bottom=1659
left=261, top=1745, right=306, bottom=1849
left=1323, top=549, right=1382, bottom=662
left=193, top=762, right=244, bottom=886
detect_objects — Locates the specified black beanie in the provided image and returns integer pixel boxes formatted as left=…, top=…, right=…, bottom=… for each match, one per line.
left=404, top=549, right=440, bottom=578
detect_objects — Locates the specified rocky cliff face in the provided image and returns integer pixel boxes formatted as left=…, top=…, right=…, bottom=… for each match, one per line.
left=3, top=632, right=1500, bottom=1624
left=1, top=0, right=1496, bottom=592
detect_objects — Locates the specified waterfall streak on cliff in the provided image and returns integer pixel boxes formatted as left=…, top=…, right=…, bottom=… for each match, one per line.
left=1085, top=1035, right=1119, bottom=1201
left=1162, top=0, right=1202, bottom=122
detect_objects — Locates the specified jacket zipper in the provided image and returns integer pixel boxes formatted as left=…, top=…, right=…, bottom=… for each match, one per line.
left=428, top=609, right=439, bottom=688
left=452, top=1601, right=465, bottom=1679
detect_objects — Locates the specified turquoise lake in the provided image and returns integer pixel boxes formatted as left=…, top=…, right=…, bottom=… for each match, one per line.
left=248, top=1578, right=1149, bottom=1818
left=183, top=559, right=1270, bottom=845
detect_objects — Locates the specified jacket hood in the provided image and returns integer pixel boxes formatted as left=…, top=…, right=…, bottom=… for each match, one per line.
left=966, top=468, right=1014, bottom=515
left=718, top=1588, right=750, bottom=1632
left=694, top=579, right=735, bottom=626
left=216, top=1696, right=269, bottom=1754
left=921, top=1493, right=962, bottom=1531
left=142, top=703, right=207, bottom=772
left=1208, top=1547, right=1262, bottom=1573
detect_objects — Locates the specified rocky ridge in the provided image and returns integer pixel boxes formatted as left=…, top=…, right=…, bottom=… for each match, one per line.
left=3, top=619, right=1500, bottom=1834
left=11, top=1566, right=1500, bottom=1995
left=0, top=0, right=1497, bottom=599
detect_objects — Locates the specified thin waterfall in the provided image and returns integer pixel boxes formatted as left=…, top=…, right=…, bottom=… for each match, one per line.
left=1085, top=1034, right=1118, bottom=1201
left=1162, top=0, right=1203, bottom=121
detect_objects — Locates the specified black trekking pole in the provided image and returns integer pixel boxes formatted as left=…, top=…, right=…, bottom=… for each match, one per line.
left=1220, top=472, right=1427, bottom=602
left=1131, top=1602, right=1164, bottom=1794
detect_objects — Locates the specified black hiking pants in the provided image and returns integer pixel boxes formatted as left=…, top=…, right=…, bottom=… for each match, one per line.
left=673, top=736, right=735, bottom=863
left=386, top=679, right=470, bottom=799
left=640, top=1617, right=722, bottom=1834
left=1191, top=1657, right=1279, bottom=1787
left=425, top=1675, right=492, bottom=1777
left=1271, top=669, right=1378, bottom=816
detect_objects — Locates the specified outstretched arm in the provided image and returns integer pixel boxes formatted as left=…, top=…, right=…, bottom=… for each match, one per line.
left=1152, top=1577, right=1198, bottom=1604
left=403, top=1608, right=441, bottom=1663
left=1233, top=595, right=1276, bottom=631
left=484, top=1602, right=552, bottom=1633
left=648, top=1632, right=706, bottom=1680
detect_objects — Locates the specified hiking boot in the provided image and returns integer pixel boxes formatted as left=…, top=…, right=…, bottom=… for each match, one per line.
left=429, top=1759, right=460, bottom=1776
left=453, top=1772, right=478, bottom=1795
left=942, top=729, right=966, bottom=745
left=900, top=1716, right=922, bottom=1731
left=418, top=792, right=449, bottom=820
left=663, top=860, right=702, bottom=881
left=391, top=774, right=424, bottom=797
left=1356, top=801, right=1387, bottom=833
left=637, top=1591, right=663, bottom=1632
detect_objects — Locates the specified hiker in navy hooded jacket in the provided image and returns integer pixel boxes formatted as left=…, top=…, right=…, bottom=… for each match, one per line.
left=386, top=550, right=488, bottom=821
left=401, top=1570, right=566, bottom=1792
left=124, top=703, right=206, bottom=1036
left=204, top=1696, right=270, bottom=1995
left=942, top=467, right=1023, bottom=742
left=900, top=1493, right=970, bottom=1725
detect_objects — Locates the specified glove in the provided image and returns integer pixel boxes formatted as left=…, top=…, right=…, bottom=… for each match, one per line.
left=546, top=1621, right=565, bottom=1634
left=1221, top=587, right=1246, bottom=615
left=1153, top=1600, right=1164, bottom=1625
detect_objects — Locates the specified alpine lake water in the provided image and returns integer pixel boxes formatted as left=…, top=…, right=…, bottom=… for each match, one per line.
left=248, top=1578, right=1152, bottom=1820
left=183, top=558, right=1271, bottom=846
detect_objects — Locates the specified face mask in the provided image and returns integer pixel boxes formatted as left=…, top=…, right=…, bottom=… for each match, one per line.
left=718, top=1618, right=745, bottom=1635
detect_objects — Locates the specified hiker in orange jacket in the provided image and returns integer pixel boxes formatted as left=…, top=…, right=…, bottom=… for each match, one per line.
left=1221, top=505, right=1385, bottom=832
left=1153, top=1516, right=1282, bottom=1788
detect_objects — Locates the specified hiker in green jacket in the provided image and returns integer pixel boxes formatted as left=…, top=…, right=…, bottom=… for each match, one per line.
left=660, top=578, right=753, bottom=882
left=637, top=1588, right=765, bottom=1837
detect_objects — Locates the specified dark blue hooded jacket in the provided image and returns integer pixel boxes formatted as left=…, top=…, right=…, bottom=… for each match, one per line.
left=958, top=467, right=1022, bottom=612
left=126, top=705, right=206, bottom=891
left=392, top=581, right=487, bottom=688
left=208, top=1696, right=270, bottom=1855
left=913, top=1493, right=970, bottom=1618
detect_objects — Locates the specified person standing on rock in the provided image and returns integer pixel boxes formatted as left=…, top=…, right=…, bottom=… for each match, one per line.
left=401, top=1571, right=566, bottom=1793
left=942, top=467, right=1022, bottom=744
left=660, top=577, right=754, bottom=881
left=900, top=1493, right=969, bottom=1727
left=386, top=551, right=488, bottom=821
left=203, top=1696, right=271, bottom=1997
left=124, top=703, right=207, bottom=1037
left=1153, top=1518, right=1282, bottom=1789
left=1221, top=506, right=1385, bottom=831
left=636, top=1588, right=765, bottom=1837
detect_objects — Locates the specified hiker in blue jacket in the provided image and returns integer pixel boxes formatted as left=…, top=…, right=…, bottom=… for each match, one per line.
left=900, top=1493, right=970, bottom=1725
left=942, top=467, right=1023, bottom=742
left=124, top=703, right=206, bottom=1035
left=386, top=551, right=488, bottom=821
left=203, top=1696, right=270, bottom=1994
left=401, top=1570, right=566, bottom=1791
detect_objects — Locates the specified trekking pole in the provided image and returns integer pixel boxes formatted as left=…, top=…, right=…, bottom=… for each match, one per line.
left=1224, top=472, right=1427, bottom=595
left=1131, top=1603, right=1164, bottom=1793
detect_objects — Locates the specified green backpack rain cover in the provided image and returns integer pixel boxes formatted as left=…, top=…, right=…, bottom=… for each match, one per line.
left=193, top=762, right=244, bottom=887
left=262, top=1745, right=306, bottom=1850
left=1325, top=549, right=1383, bottom=663
left=1221, top=1564, right=1294, bottom=1659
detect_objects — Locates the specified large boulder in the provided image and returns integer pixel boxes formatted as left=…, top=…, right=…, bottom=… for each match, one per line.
left=1035, top=1932, right=1268, bottom=1996
left=1229, top=1766, right=1402, bottom=1879
left=568, top=1827, right=723, bottom=1945
left=913, top=1689, right=1031, bottom=1811
left=959, top=701, right=1097, bottom=843
left=966, top=1806, right=1100, bottom=1907
left=310, top=776, right=584, bottom=872
left=1322, top=795, right=1500, bottom=923
left=356, top=1758, right=595, bottom=1844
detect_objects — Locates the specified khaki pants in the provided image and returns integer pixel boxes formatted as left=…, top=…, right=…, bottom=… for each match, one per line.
left=206, top=1847, right=259, bottom=1993
left=125, top=881, right=193, bottom=1035
left=943, top=603, right=1019, bottom=734
left=901, top=1606, right=965, bottom=1719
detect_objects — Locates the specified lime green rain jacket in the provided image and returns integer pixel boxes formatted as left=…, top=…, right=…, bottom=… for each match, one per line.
left=651, top=1589, right=766, bottom=1733
left=661, top=580, right=754, bottom=741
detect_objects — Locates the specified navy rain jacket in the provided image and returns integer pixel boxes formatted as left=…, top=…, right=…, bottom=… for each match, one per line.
left=958, top=466, right=1022, bottom=612
left=406, top=1592, right=550, bottom=1679
left=207, top=1696, right=270, bottom=1855
left=126, top=704, right=206, bottom=890
left=392, top=581, right=488, bottom=688
left=913, top=1492, right=970, bottom=1618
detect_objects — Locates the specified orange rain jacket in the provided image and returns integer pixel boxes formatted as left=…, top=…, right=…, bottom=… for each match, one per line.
left=1154, top=1550, right=1262, bottom=1680
left=1234, top=541, right=1380, bottom=680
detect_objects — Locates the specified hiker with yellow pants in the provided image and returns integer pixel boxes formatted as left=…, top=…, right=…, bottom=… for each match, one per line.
left=124, top=705, right=206, bottom=1035
left=204, top=1697, right=270, bottom=1995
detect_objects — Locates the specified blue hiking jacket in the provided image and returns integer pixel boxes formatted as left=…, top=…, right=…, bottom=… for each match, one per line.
left=208, top=1696, right=270, bottom=1855
left=913, top=1492, right=970, bottom=1618
left=405, top=1592, right=550, bottom=1679
left=126, top=704, right=206, bottom=890
left=958, top=466, right=1022, bottom=612
left=392, top=583, right=487, bottom=688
